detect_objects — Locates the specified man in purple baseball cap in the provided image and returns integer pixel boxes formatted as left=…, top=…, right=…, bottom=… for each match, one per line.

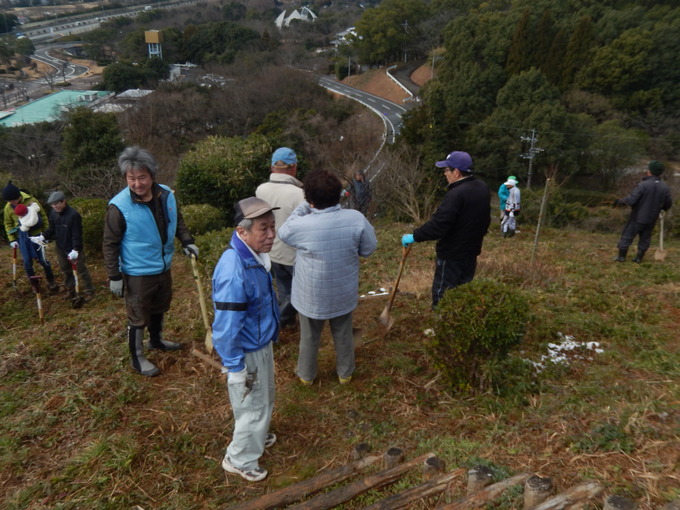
left=401, top=150, right=491, bottom=307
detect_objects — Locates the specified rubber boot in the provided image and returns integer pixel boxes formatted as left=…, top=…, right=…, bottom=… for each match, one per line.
left=128, top=325, right=160, bottom=376
left=147, top=313, right=182, bottom=351
left=632, top=250, right=646, bottom=263
left=615, top=248, right=627, bottom=262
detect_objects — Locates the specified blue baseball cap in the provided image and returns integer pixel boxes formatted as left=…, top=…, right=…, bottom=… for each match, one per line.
left=435, top=151, right=473, bottom=172
left=271, top=147, right=298, bottom=167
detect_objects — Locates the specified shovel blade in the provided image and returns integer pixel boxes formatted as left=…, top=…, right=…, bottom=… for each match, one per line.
left=654, top=249, right=667, bottom=261
left=378, top=307, right=394, bottom=330
left=205, top=330, right=214, bottom=353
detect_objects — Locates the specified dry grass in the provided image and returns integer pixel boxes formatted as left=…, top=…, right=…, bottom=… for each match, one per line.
left=1, top=220, right=679, bottom=509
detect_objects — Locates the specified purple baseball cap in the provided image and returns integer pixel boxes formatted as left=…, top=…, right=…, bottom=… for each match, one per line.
left=435, top=151, right=473, bottom=172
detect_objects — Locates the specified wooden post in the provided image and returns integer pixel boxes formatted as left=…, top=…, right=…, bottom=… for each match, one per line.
left=466, top=465, right=494, bottom=495
left=383, top=447, right=404, bottom=469
left=438, top=472, right=532, bottom=509
left=286, top=452, right=435, bottom=510
left=524, top=475, right=553, bottom=509
left=350, top=442, right=371, bottom=462
left=224, top=452, right=382, bottom=510
left=423, top=456, right=446, bottom=481
left=362, top=468, right=465, bottom=510
left=603, top=495, right=637, bottom=510
left=531, top=178, right=551, bottom=265
left=531, top=482, right=604, bottom=510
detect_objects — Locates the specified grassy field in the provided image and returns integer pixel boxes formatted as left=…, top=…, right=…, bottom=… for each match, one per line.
left=1, top=218, right=678, bottom=509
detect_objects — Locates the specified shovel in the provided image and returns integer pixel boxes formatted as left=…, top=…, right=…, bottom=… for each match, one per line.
left=190, top=254, right=213, bottom=353
left=70, top=258, right=85, bottom=309
left=29, top=275, right=45, bottom=324
left=654, top=212, right=667, bottom=261
left=12, top=245, right=19, bottom=295
left=378, top=245, right=411, bottom=330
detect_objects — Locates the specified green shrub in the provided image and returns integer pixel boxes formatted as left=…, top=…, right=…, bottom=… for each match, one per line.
left=70, top=198, right=108, bottom=256
left=193, top=227, right=235, bottom=275
left=181, top=203, right=228, bottom=236
left=521, top=188, right=589, bottom=228
left=176, top=135, right=271, bottom=215
left=428, top=279, right=529, bottom=394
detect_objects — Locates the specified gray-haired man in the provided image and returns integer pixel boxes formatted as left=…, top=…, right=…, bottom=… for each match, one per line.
left=103, top=146, right=198, bottom=376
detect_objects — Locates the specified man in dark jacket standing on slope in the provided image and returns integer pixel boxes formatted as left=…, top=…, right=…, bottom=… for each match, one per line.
left=401, top=150, right=491, bottom=308
left=615, top=160, right=672, bottom=263
left=43, top=191, right=96, bottom=302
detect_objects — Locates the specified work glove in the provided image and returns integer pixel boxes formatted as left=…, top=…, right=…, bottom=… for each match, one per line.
left=401, top=234, right=414, bottom=247
left=183, top=244, right=199, bottom=259
left=29, top=234, right=45, bottom=245
left=109, top=279, right=124, bottom=297
left=10, top=241, right=18, bottom=249
left=509, top=211, right=514, bottom=218
left=227, top=367, right=247, bottom=386
left=67, top=250, right=79, bottom=262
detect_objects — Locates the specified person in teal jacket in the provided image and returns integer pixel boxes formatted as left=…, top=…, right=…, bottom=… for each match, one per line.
left=103, top=146, right=198, bottom=377
left=212, top=197, right=280, bottom=482
left=497, top=175, right=517, bottom=220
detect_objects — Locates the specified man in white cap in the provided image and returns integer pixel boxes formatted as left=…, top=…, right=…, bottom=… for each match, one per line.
left=401, top=151, right=491, bottom=307
left=256, top=147, right=304, bottom=329
left=212, top=197, right=280, bottom=482
left=501, top=178, right=520, bottom=237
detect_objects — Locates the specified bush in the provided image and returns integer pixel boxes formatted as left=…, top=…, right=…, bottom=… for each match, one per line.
left=428, top=279, right=529, bottom=394
left=181, top=203, right=228, bottom=236
left=176, top=134, right=271, bottom=215
left=70, top=198, right=108, bottom=256
left=521, top=188, right=589, bottom=228
left=193, top=227, right=234, bottom=276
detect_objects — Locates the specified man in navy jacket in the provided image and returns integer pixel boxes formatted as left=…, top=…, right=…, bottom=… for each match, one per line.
left=402, top=151, right=491, bottom=307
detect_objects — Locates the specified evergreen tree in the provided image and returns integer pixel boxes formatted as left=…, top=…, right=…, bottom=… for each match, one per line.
left=505, top=9, right=532, bottom=76
left=561, top=16, right=594, bottom=90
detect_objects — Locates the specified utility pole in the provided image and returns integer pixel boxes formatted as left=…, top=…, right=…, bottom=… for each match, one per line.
left=520, top=129, right=544, bottom=190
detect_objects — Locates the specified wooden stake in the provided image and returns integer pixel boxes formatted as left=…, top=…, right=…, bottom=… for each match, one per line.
left=603, top=495, right=637, bottom=510
left=191, top=348, right=223, bottom=372
left=361, top=468, right=465, bottom=510
left=524, top=475, right=553, bottom=509
left=466, top=465, right=494, bottom=495
left=383, top=447, right=404, bottom=469
left=224, top=452, right=383, bottom=510
left=437, top=472, right=532, bottom=509
left=285, top=452, right=436, bottom=510
left=350, top=442, right=372, bottom=462
left=531, top=482, right=604, bottom=510
left=423, top=456, right=446, bottom=481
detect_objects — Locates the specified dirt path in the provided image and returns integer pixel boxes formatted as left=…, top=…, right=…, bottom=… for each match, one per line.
left=342, top=64, right=431, bottom=104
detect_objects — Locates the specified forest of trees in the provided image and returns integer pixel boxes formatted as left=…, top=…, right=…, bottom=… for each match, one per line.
left=1, top=0, right=678, bottom=210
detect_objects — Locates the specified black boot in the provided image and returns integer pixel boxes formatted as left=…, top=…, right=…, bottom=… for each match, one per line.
left=147, top=313, right=182, bottom=351
left=615, top=248, right=627, bottom=262
left=128, top=326, right=160, bottom=376
left=632, top=250, right=646, bottom=263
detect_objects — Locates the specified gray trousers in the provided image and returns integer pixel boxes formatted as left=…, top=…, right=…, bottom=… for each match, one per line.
left=226, top=342, right=275, bottom=471
left=297, top=312, right=355, bottom=381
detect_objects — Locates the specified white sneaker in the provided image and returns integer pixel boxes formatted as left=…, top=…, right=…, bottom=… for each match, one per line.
left=265, top=433, right=277, bottom=448
left=221, top=456, right=267, bottom=482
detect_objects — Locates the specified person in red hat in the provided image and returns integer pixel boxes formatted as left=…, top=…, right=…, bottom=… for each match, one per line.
left=2, top=181, right=58, bottom=292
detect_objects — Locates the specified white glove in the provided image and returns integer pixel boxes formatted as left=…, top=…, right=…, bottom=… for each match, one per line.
left=227, top=367, right=247, bottom=385
left=68, top=250, right=79, bottom=261
left=29, top=234, right=46, bottom=246
left=183, top=244, right=199, bottom=259
left=509, top=211, right=514, bottom=218
left=109, top=279, right=124, bottom=297
left=10, top=241, right=18, bottom=249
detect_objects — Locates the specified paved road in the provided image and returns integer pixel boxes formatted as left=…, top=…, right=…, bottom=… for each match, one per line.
left=318, top=75, right=408, bottom=144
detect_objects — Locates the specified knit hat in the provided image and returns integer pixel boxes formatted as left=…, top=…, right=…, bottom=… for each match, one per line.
left=2, top=181, right=21, bottom=201
left=648, top=160, right=664, bottom=176
left=47, top=190, right=66, bottom=204
left=14, top=203, right=28, bottom=216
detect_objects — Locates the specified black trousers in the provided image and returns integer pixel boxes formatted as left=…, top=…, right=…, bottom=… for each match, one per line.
left=617, top=220, right=655, bottom=254
left=432, top=257, right=477, bottom=308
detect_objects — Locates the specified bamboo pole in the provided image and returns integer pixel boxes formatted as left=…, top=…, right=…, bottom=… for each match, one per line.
left=531, top=482, right=604, bottom=510
left=531, top=178, right=551, bottom=265
left=437, top=472, right=532, bottom=509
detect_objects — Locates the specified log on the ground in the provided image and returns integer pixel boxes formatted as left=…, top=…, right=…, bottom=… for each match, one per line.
left=361, top=467, right=465, bottom=510
left=530, top=482, right=604, bottom=510
left=524, top=474, right=554, bottom=509
left=224, top=453, right=382, bottom=510
left=437, top=472, right=532, bottom=509
left=466, top=465, right=495, bottom=495
left=285, top=452, right=436, bottom=510
left=604, top=494, right=637, bottom=510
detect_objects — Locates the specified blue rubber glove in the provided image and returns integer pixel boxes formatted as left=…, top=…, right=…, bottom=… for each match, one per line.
left=401, top=234, right=414, bottom=247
